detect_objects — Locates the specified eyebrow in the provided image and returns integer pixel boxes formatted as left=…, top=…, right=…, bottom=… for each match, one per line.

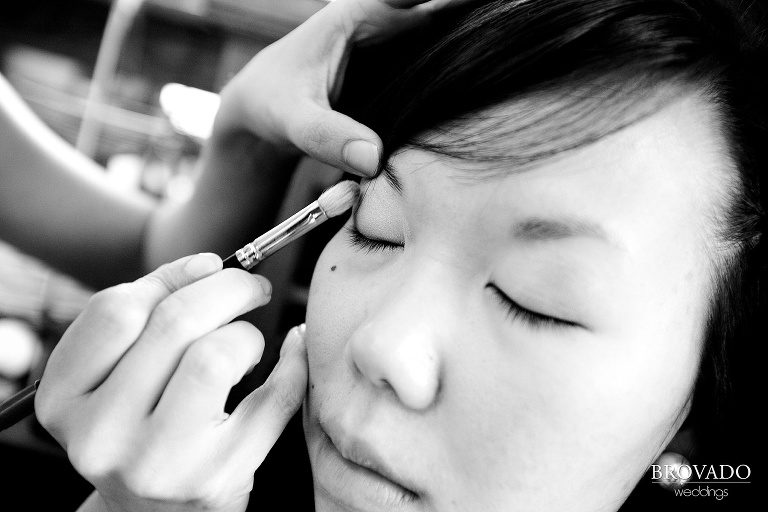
left=512, top=217, right=621, bottom=249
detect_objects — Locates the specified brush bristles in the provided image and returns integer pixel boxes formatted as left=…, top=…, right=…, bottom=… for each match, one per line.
left=318, top=180, right=360, bottom=218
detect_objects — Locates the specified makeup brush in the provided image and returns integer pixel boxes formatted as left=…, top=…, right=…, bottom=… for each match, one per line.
left=222, top=179, right=360, bottom=270
left=0, top=180, right=360, bottom=432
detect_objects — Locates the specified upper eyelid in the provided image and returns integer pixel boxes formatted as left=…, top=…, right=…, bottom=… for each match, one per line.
left=488, top=284, right=581, bottom=329
left=346, top=225, right=403, bottom=252
left=348, top=196, right=405, bottom=248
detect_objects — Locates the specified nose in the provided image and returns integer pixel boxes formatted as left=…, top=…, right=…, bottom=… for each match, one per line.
left=346, top=270, right=449, bottom=410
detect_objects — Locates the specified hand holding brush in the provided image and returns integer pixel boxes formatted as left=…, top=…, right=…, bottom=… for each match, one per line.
left=0, top=180, right=359, bottom=433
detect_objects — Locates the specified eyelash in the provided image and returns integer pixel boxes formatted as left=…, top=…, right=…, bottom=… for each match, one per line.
left=345, top=225, right=403, bottom=253
left=345, top=225, right=577, bottom=330
left=489, top=285, right=578, bottom=330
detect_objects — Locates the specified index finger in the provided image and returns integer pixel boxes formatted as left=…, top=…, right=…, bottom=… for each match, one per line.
left=40, top=253, right=222, bottom=398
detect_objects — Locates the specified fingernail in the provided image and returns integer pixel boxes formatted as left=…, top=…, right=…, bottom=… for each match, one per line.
left=184, top=253, right=221, bottom=279
left=254, top=275, right=272, bottom=296
left=343, top=140, right=379, bottom=176
left=280, top=324, right=305, bottom=357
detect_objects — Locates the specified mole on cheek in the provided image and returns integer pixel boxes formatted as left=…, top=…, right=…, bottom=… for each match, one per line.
left=330, top=265, right=337, bottom=272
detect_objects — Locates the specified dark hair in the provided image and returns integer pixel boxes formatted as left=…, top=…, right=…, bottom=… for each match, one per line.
left=337, top=0, right=766, bottom=508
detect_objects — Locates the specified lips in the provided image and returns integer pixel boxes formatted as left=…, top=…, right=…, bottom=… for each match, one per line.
left=315, top=417, right=420, bottom=511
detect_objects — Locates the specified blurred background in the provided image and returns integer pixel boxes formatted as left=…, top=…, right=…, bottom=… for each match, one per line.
left=0, top=0, right=341, bottom=507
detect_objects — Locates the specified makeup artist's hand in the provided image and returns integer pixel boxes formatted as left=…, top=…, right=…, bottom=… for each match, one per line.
left=35, top=254, right=308, bottom=512
left=210, top=0, right=480, bottom=177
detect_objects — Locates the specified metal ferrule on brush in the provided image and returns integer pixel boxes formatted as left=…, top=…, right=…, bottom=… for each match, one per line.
left=234, top=201, right=328, bottom=270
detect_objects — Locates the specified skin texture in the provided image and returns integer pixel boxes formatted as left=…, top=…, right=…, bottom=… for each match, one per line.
left=303, top=91, right=729, bottom=512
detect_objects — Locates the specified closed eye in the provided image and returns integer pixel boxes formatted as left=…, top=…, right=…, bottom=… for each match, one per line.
left=488, top=284, right=581, bottom=330
left=346, top=225, right=403, bottom=253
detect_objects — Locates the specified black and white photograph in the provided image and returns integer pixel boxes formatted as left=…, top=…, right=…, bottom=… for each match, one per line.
left=0, top=1, right=764, bottom=510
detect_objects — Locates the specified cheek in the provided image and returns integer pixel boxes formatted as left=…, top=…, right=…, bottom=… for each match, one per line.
left=305, top=232, right=368, bottom=380
left=438, top=311, right=700, bottom=496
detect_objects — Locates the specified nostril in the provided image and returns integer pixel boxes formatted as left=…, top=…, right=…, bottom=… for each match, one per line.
left=347, top=319, right=442, bottom=410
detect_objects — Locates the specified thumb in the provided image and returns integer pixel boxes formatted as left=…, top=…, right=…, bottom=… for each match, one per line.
left=289, top=102, right=382, bottom=177
left=229, top=325, right=309, bottom=465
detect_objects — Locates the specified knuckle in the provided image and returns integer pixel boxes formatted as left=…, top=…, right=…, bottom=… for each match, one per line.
left=87, top=286, right=121, bottom=311
left=183, top=339, right=238, bottom=386
left=88, top=286, right=141, bottom=326
left=297, top=116, right=337, bottom=157
left=33, top=387, right=54, bottom=422
left=194, top=475, right=244, bottom=509
left=182, top=479, right=222, bottom=507
left=33, top=393, right=60, bottom=434
left=140, top=265, right=183, bottom=294
left=147, top=294, right=192, bottom=340
left=68, top=437, right=115, bottom=484
left=266, top=378, right=304, bottom=417
left=121, top=470, right=165, bottom=501
left=87, top=286, right=150, bottom=336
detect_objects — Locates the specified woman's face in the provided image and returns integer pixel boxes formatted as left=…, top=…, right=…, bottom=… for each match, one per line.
left=303, top=92, right=726, bottom=512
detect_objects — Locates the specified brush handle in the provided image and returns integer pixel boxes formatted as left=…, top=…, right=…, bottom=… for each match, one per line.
left=0, top=380, right=38, bottom=432
left=222, top=201, right=328, bottom=272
